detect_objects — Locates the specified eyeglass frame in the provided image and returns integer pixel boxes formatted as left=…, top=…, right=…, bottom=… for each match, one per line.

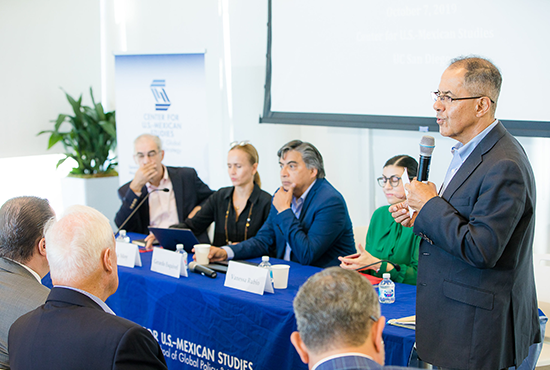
left=229, top=140, right=251, bottom=149
left=431, top=91, right=495, bottom=104
left=370, top=315, right=384, bottom=345
left=377, top=175, right=401, bottom=188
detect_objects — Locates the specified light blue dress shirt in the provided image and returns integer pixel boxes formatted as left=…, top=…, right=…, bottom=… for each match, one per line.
left=440, top=119, right=499, bottom=195
left=284, top=180, right=316, bottom=261
left=55, top=285, right=115, bottom=315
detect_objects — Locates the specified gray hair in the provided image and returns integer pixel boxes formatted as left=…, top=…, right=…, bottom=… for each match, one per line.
left=293, top=267, right=380, bottom=354
left=45, top=205, right=115, bottom=283
left=0, top=196, right=54, bottom=263
left=449, top=55, right=502, bottom=115
left=277, top=140, right=325, bottom=178
left=134, top=133, right=163, bottom=152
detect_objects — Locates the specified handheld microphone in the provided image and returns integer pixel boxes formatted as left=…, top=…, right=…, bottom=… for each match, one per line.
left=115, top=188, right=169, bottom=236
left=356, top=260, right=401, bottom=272
left=188, top=261, right=217, bottom=278
left=418, top=136, right=435, bottom=182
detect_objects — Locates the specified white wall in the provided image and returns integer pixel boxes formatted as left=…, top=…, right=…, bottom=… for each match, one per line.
left=1, top=0, right=549, bottom=254
left=101, top=0, right=550, bottom=254
left=0, top=0, right=101, bottom=158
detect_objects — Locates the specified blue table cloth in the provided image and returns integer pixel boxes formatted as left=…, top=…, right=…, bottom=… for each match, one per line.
left=42, top=232, right=417, bottom=369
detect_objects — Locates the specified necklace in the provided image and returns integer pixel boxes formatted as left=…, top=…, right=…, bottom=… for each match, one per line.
left=225, top=199, right=254, bottom=245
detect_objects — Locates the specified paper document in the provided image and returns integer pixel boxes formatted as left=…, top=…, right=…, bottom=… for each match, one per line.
left=388, top=315, right=416, bottom=330
left=401, top=168, right=415, bottom=218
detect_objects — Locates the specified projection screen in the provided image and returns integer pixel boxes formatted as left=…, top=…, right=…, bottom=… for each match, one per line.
left=260, top=0, right=550, bottom=137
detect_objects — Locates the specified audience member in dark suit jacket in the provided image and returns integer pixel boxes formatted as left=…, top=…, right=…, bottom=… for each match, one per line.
left=114, top=134, right=213, bottom=248
left=207, top=140, right=355, bottom=268
left=0, top=196, right=54, bottom=370
left=391, top=56, right=541, bottom=369
left=291, top=267, right=413, bottom=370
left=9, top=205, right=167, bottom=370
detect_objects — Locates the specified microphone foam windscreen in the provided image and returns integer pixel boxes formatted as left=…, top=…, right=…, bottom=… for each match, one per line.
left=420, top=135, right=435, bottom=156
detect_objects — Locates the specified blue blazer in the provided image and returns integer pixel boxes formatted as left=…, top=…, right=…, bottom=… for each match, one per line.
left=413, top=122, right=541, bottom=369
left=230, top=178, right=355, bottom=267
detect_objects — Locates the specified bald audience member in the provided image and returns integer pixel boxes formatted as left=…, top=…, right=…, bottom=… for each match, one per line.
left=0, top=196, right=54, bottom=370
left=8, top=205, right=167, bottom=370
left=291, top=267, right=412, bottom=370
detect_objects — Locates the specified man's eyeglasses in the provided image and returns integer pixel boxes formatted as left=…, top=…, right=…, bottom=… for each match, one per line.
left=230, top=140, right=251, bottom=149
left=134, top=150, right=159, bottom=161
left=431, top=91, right=495, bottom=104
left=377, top=175, right=401, bottom=187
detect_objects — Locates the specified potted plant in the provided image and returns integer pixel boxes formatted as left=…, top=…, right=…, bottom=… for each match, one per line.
left=39, top=87, right=117, bottom=177
left=39, top=88, right=120, bottom=227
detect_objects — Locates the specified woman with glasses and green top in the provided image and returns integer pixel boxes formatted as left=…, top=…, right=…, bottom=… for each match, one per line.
left=171, top=141, right=272, bottom=247
left=339, top=154, right=420, bottom=285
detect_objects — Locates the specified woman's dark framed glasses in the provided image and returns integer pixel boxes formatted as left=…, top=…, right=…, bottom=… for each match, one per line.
left=377, top=175, right=401, bottom=187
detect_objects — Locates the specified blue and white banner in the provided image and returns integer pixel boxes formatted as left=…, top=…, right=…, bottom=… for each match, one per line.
left=115, top=53, right=209, bottom=186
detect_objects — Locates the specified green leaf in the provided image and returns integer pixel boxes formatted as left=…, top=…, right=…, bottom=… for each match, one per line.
left=42, top=87, right=118, bottom=176
left=82, top=106, right=98, bottom=122
left=37, top=129, right=53, bottom=137
left=95, top=103, right=106, bottom=121
left=99, top=120, right=116, bottom=137
left=54, top=114, right=68, bottom=131
left=55, top=156, right=69, bottom=169
left=48, top=132, right=64, bottom=149
left=64, top=90, right=83, bottom=119
left=90, top=87, right=96, bottom=106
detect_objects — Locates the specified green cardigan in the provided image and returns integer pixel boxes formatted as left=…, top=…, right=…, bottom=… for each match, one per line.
left=363, top=205, right=420, bottom=285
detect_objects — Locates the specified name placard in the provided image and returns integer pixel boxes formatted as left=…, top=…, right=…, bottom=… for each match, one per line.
left=116, top=241, right=142, bottom=268
left=224, top=261, right=274, bottom=295
left=151, top=248, right=188, bottom=278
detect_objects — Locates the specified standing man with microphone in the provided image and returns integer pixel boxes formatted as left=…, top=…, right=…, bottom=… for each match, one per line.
left=391, top=56, right=540, bottom=369
left=115, top=134, right=213, bottom=248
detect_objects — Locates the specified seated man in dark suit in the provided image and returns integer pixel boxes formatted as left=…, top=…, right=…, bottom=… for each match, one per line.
left=114, top=133, right=213, bottom=248
left=0, top=196, right=54, bottom=370
left=291, top=267, right=411, bottom=369
left=208, top=140, right=355, bottom=268
left=9, top=205, right=167, bottom=370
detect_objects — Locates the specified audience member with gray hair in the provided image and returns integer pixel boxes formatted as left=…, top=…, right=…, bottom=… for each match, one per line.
left=8, top=205, right=167, bottom=370
left=291, top=267, right=412, bottom=369
left=207, top=140, right=355, bottom=267
left=0, top=196, right=54, bottom=370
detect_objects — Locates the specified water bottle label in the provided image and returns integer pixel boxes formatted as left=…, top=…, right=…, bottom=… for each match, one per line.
left=382, top=288, right=394, bottom=298
left=182, top=252, right=188, bottom=267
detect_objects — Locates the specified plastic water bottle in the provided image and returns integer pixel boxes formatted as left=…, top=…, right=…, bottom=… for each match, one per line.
left=176, top=244, right=188, bottom=270
left=258, top=256, right=273, bottom=280
left=379, top=273, right=395, bottom=304
left=116, top=229, right=131, bottom=243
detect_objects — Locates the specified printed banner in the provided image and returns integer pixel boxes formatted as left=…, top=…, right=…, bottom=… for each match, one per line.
left=115, top=53, right=209, bottom=186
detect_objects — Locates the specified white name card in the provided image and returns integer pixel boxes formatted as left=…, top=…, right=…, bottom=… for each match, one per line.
left=402, top=168, right=415, bottom=218
left=116, top=241, right=142, bottom=268
left=224, top=261, right=274, bottom=295
left=150, top=248, right=188, bottom=278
